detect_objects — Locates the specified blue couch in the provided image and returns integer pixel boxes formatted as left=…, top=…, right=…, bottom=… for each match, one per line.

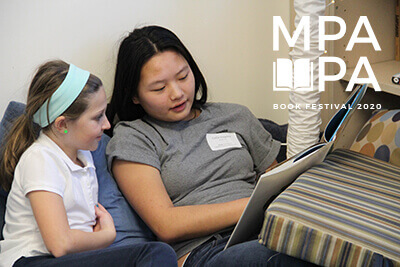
left=0, top=101, right=287, bottom=245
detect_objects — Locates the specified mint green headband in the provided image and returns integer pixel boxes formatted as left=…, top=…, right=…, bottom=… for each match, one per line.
left=33, top=64, right=90, bottom=127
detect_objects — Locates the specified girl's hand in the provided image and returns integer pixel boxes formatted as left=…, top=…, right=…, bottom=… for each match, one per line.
left=93, top=203, right=116, bottom=240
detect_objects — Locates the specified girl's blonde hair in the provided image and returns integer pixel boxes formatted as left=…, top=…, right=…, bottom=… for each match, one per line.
left=0, top=60, right=102, bottom=191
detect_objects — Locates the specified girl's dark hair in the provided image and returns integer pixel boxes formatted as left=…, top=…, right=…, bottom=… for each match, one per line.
left=106, top=25, right=208, bottom=133
left=0, top=60, right=102, bottom=191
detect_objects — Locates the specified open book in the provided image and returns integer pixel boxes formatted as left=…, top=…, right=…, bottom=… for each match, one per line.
left=224, top=83, right=368, bottom=249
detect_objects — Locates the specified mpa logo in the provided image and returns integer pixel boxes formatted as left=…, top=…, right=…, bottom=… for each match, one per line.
left=273, top=16, right=381, bottom=92
left=273, top=58, right=314, bottom=91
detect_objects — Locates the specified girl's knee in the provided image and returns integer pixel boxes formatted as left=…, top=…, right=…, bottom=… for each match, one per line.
left=141, top=242, right=177, bottom=267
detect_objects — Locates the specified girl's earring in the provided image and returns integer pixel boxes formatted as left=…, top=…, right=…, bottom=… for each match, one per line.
left=64, top=129, right=68, bottom=134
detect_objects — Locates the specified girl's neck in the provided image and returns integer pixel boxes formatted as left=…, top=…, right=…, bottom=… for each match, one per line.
left=191, top=108, right=199, bottom=120
left=43, top=131, right=82, bottom=167
left=183, top=108, right=200, bottom=121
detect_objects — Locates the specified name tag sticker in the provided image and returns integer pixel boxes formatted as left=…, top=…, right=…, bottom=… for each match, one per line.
left=206, top=133, right=242, bottom=151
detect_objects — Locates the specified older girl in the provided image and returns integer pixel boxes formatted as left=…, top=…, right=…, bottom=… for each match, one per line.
left=106, top=26, right=314, bottom=266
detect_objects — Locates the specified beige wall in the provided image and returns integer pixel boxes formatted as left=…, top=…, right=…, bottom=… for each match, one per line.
left=0, top=0, right=290, bottom=124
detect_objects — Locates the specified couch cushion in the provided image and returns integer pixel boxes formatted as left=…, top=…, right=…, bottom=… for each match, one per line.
left=0, top=101, right=155, bottom=244
left=259, top=149, right=400, bottom=266
left=259, top=118, right=287, bottom=163
left=350, top=109, right=400, bottom=167
left=0, top=101, right=27, bottom=240
left=93, top=134, right=155, bottom=245
left=0, top=102, right=28, bottom=146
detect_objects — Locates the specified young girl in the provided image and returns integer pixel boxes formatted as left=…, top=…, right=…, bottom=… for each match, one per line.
left=106, top=26, right=314, bottom=266
left=0, top=60, right=177, bottom=267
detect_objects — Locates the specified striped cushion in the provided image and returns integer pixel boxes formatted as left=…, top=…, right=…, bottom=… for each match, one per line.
left=259, top=149, right=400, bottom=266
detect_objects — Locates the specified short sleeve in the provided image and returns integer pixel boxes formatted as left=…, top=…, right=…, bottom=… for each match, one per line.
left=17, top=147, right=66, bottom=197
left=106, top=121, right=161, bottom=172
left=239, top=106, right=281, bottom=174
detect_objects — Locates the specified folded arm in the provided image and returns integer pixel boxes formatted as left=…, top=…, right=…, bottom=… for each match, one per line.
left=28, top=191, right=116, bottom=257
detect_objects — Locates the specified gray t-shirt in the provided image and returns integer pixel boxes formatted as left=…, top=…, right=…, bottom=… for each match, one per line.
left=106, top=102, right=281, bottom=258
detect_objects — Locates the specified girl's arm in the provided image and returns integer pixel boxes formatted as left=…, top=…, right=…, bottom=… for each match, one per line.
left=112, top=160, right=249, bottom=243
left=28, top=191, right=116, bottom=257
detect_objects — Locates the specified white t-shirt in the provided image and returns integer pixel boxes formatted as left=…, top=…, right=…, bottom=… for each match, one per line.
left=0, top=132, right=98, bottom=267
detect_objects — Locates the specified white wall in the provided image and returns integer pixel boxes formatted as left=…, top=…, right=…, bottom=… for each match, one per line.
left=0, top=0, right=290, bottom=124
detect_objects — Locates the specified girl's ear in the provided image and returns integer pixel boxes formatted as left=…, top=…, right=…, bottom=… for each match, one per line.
left=132, top=96, right=140, bottom=105
left=53, top=116, right=68, bottom=134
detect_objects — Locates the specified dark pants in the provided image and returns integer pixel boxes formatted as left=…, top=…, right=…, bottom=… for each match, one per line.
left=13, top=241, right=177, bottom=267
left=184, top=234, right=317, bottom=267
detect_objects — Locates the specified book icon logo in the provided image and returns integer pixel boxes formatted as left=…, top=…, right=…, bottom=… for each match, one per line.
left=273, top=58, right=314, bottom=91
